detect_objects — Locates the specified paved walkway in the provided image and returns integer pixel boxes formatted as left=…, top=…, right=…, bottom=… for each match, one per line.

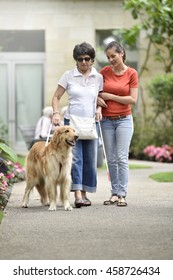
left=0, top=160, right=173, bottom=260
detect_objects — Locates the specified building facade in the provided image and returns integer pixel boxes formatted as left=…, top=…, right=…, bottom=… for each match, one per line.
left=0, top=0, right=159, bottom=151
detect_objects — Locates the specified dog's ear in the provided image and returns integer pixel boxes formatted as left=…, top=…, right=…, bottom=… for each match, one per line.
left=51, top=127, right=60, bottom=144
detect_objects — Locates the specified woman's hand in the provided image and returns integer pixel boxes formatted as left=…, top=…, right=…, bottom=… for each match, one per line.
left=52, top=113, right=61, bottom=126
left=95, top=106, right=102, bottom=122
left=97, top=96, right=107, bottom=108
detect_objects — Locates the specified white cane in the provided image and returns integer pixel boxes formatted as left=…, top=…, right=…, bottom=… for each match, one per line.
left=98, top=122, right=111, bottom=186
left=45, top=123, right=52, bottom=146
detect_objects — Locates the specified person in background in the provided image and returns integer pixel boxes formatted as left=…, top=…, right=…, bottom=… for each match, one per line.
left=98, top=41, right=138, bottom=207
left=34, top=106, right=54, bottom=140
left=52, top=42, right=103, bottom=208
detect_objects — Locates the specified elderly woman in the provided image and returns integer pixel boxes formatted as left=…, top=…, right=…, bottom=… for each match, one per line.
left=52, top=42, right=103, bottom=208
left=34, top=106, right=54, bottom=140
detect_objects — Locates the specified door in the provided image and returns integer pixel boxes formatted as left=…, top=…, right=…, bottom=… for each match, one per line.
left=0, top=53, right=45, bottom=152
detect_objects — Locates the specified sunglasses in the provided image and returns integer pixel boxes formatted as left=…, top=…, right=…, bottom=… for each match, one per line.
left=76, top=57, right=91, bottom=62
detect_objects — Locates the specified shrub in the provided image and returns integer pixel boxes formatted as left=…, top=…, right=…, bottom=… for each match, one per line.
left=148, top=73, right=173, bottom=123
left=0, top=172, right=9, bottom=209
left=0, top=142, right=18, bottom=163
left=0, top=159, right=25, bottom=210
left=0, top=140, right=26, bottom=210
left=143, top=145, right=173, bottom=163
left=130, top=114, right=173, bottom=159
left=0, top=118, right=8, bottom=144
left=130, top=73, right=173, bottom=160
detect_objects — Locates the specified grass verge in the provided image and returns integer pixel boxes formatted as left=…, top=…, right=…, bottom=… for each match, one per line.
left=129, top=164, right=152, bottom=169
left=149, top=172, right=173, bottom=182
left=99, top=163, right=152, bottom=170
left=0, top=211, right=4, bottom=224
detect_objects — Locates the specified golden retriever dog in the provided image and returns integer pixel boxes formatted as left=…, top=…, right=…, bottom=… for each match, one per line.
left=22, top=125, right=78, bottom=211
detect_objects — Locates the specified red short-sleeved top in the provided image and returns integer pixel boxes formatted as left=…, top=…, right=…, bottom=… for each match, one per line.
left=100, top=66, right=138, bottom=117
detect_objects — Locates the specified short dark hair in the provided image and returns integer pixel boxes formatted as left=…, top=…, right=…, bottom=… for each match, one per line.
left=105, top=41, right=126, bottom=62
left=73, top=42, right=95, bottom=61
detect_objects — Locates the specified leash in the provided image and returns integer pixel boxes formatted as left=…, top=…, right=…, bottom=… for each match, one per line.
left=45, top=122, right=63, bottom=146
left=45, top=123, right=53, bottom=146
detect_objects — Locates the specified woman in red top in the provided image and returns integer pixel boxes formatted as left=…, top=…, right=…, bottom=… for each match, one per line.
left=98, top=41, right=138, bottom=206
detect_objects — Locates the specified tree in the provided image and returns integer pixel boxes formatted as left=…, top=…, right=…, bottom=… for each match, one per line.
left=117, top=0, right=173, bottom=119
left=118, top=0, right=173, bottom=156
left=121, top=0, right=173, bottom=75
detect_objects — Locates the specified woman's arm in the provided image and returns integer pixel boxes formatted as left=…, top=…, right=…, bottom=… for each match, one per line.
left=97, top=96, right=107, bottom=108
left=95, top=106, right=102, bottom=121
left=100, top=88, right=138, bottom=105
left=52, top=85, right=66, bottom=125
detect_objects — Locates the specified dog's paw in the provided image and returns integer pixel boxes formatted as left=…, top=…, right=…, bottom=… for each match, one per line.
left=48, top=205, right=56, bottom=211
left=41, top=197, right=50, bottom=206
left=64, top=205, right=73, bottom=211
left=44, top=202, right=50, bottom=206
left=48, top=201, right=57, bottom=211
left=21, top=204, right=28, bottom=208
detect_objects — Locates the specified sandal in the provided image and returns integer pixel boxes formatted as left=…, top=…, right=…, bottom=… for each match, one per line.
left=103, top=194, right=118, bottom=205
left=117, top=196, right=127, bottom=207
left=81, top=191, right=91, bottom=207
left=74, top=198, right=84, bottom=208
left=83, top=197, right=91, bottom=207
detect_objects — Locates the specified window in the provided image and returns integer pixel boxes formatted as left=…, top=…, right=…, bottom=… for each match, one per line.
left=0, top=30, right=45, bottom=150
left=96, top=29, right=138, bottom=71
left=0, top=30, right=45, bottom=52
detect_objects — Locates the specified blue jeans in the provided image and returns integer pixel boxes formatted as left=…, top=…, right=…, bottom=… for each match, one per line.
left=64, top=118, right=98, bottom=193
left=100, top=115, right=134, bottom=197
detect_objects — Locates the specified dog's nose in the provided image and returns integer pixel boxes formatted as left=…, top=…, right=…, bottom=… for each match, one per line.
left=75, top=135, right=79, bottom=140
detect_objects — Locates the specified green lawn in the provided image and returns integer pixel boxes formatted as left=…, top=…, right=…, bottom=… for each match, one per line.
left=149, top=172, right=173, bottom=182
left=129, top=164, right=152, bottom=169
left=100, top=162, right=173, bottom=183
left=99, top=163, right=152, bottom=170
left=0, top=211, right=3, bottom=224
left=17, top=155, right=26, bottom=167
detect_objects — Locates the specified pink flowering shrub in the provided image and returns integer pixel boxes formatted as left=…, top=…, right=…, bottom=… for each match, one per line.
left=143, top=145, right=173, bottom=162
left=5, top=161, right=25, bottom=183
left=0, top=160, right=25, bottom=209
left=0, top=172, right=9, bottom=209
